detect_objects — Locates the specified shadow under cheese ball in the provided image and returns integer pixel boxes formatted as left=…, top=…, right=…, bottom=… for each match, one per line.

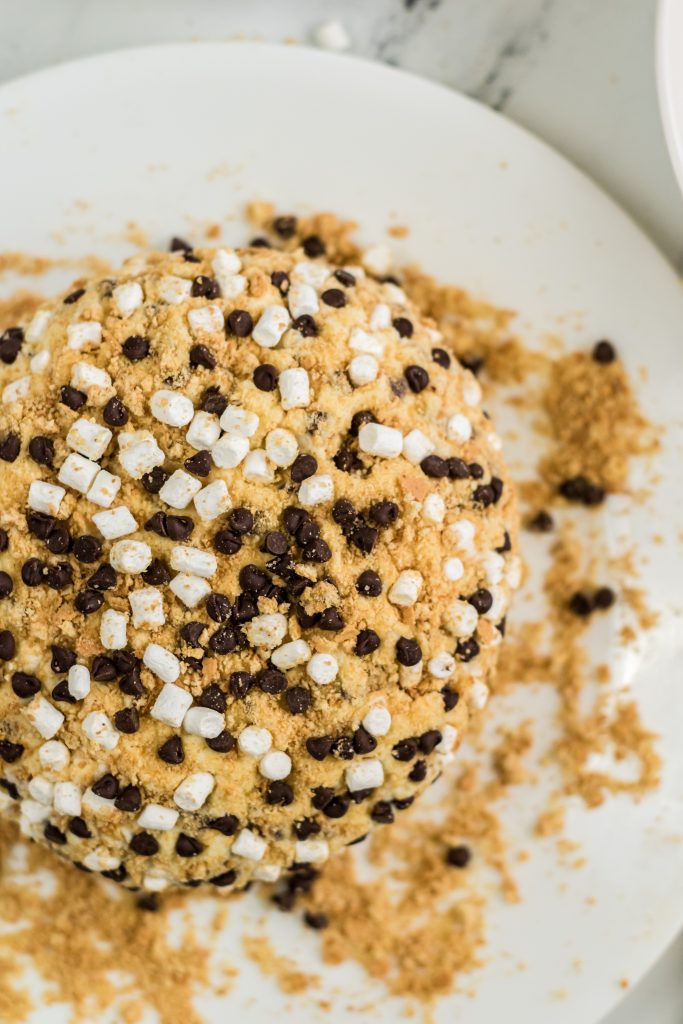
left=0, top=238, right=519, bottom=891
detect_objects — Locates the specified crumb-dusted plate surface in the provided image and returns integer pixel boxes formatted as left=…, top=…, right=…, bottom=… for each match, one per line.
left=1, top=42, right=682, bottom=1024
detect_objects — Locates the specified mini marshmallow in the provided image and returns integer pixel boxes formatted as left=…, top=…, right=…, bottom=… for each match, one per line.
left=138, top=804, right=179, bottom=831
left=143, top=643, right=180, bottom=684
left=67, top=664, right=91, bottom=701
left=20, top=800, right=51, bottom=824
left=150, top=389, right=194, bottom=427
left=128, top=587, right=165, bottom=628
left=30, top=350, right=50, bottom=373
left=25, top=696, right=64, bottom=739
left=170, top=545, right=217, bottom=578
left=252, top=305, right=290, bottom=348
left=506, top=555, right=522, bottom=590
left=188, top=304, right=224, bottom=335
left=306, top=652, right=338, bottom=685
left=253, top=863, right=281, bottom=883
left=449, top=519, right=476, bottom=553
left=362, top=244, right=392, bottom=277
left=92, top=505, right=138, bottom=539
left=298, top=473, right=333, bottom=506
left=219, top=405, right=259, bottom=437
left=362, top=705, right=392, bottom=737
left=232, top=828, right=267, bottom=861
left=428, top=652, right=456, bottom=679
left=242, top=449, right=274, bottom=483
left=423, top=493, right=445, bottom=524
left=238, top=726, right=273, bottom=756
left=194, top=479, right=230, bottom=521
left=259, top=751, right=292, bottom=781
left=212, top=250, right=246, bottom=297
left=99, top=609, right=128, bottom=650
left=358, top=422, right=402, bottom=458
left=446, top=413, right=473, bottom=444
left=314, top=18, right=350, bottom=51
left=82, top=711, right=119, bottom=750
left=219, top=272, right=247, bottom=299
left=481, top=551, right=505, bottom=584
left=279, top=367, right=310, bottom=410
left=38, top=740, right=70, bottom=772
left=86, top=469, right=121, bottom=508
left=295, top=838, right=330, bottom=863
left=271, top=639, right=311, bottom=671
left=444, top=557, right=465, bottom=582
left=169, top=573, right=211, bottom=608
left=58, top=453, right=100, bottom=493
left=67, top=321, right=102, bottom=350
left=142, top=872, right=171, bottom=892
left=388, top=570, right=423, bottom=607
left=117, top=434, right=165, bottom=479
left=28, top=776, right=54, bottom=804
left=151, top=682, right=193, bottom=727
left=244, top=612, right=288, bottom=650
left=174, top=772, right=215, bottom=811
left=28, top=480, right=65, bottom=516
left=82, top=788, right=115, bottom=814
left=212, top=248, right=241, bottom=276
left=159, top=469, right=202, bottom=509
left=109, top=539, right=152, bottom=574
left=186, top=411, right=221, bottom=450
left=112, top=281, right=143, bottom=317
left=348, top=354, right=379, bottom=386
left=288, top=283, right=319, bottom=318
left=435, top=724, right=458, bottom=755
left=53, top=781, right=81, bottom=817
left=159, top=276, right=192, bottom=305
left=383, top=282, right=407, bottom=304
left=469, top=680, right=490, bottom=710
left=402, top=428, right=435, bottom=465
left=26, top=309, right=51, bottom=343
left=212, top=434, right=250, bottom=468
left=292, top=261, right=330, bottom=288
left=265, top=428, right=298, bottom=467
left=483, top=586, right=507, bottom=622
left=446, top=600, right=479, bottom=637
left=183, top=706, right=224, bottom=739
left=369, top=302, right=391, bottom=330
left=463, top=377, right=482, bottom=406
left=349, top=327, right=385, bottom=357
left=346, top=759, right=384, bottom=792
left=70, top=360, right=111, bottom=393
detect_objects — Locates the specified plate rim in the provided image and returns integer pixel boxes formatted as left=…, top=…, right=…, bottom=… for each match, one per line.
left=656, top=0, right=683, bottom=197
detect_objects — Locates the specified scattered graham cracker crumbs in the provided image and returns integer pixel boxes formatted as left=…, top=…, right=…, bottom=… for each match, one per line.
left=123, top=222, right=149, bottom=248
left=388, top=224, right=409, bottom=239
left=205, top=223, right=222, bottom=240
left=0, top=290, right=43, bottom=332
left=243, top=935, right=319, bottom=995
left=492, top=722, right=534, bottom=786
left=0, top=251, right=112, bottom=279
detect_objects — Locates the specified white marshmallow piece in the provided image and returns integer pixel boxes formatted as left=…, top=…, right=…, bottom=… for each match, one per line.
left=463, top=377, right=482, bottom=407
left=295, top=838, right=330, bottom=863
left=402, top=428, right=435, bottom=465
left=481, top=551, right=505, bottom=585
left=232, top=828, right=267, bottom=861
left=242, top=450, right=274, bottom=484
left=292, top=261, right=330, bottom=289
left=388, top=570, right=423, bottom=607
left=435, top=724, right=458, bottom=755
left=86, top=469, right=121, bottom=508
left=30, top=350, right=50, bottom=374
left=58, top=453, right=100, bottom=493
left=188, top=304, right=224, bottom=335
left=99, top=609, right=128, bottom=650
left=169, top=573, right=211, bottom=608
left=38, top=740, right=70, bottom=772
left=143, top=643, right=180, bottom=684
left=66, top=418, right=112, bottom=460
left=92, top=505, right=137, bottom=539
left=346, top=759, right=384, bottom=792
left=279, top=367, right=310, bottom=410
left=170, top=545, right=217, bottom=578
left=271, top=639, right=311, bottom=671
left=138, top=804, right=179, bottom=831
left=28, top=480, right=65, bottom=516
left=183, top=706, right=224, bottom=739
left=362, top=245, right=392, bottom=277
left=288, top=283, right=319, bottom=319
left=109, top=539, right=152, bottom=574
left=369, top=303, right=391, bottom=330
left=112, top=281, right=143, bottom=317
left=128, top=587, right=165, bottom=629
left=117, top=434, right=165, bottom=479
left=194, top=479, right=230, bottom=521
left=449, top=520, right=476, bottom=553
left=150, top=682, right=193, bottom=727
left=253, top=863, right=281, bottom=883
left=298, top=473, right=333, bottom=506
left=349, top=327, right=385, bottom=357
left=259, top=751, right=292, bottom=781
left=362, top=705, right=392, bottom=737
left=26, top=309, right=51, bottom=343
left=70, top=361, right=111, bottom=394
left=82, top=711, right=119, bottom=750
left=238, top=726, right=273, bottom=756
left=159, top=276, right=192, bottom=305
left=219, top=405, right=259, bottom=438
left=67, top=322, right=102, bottom=350
left=174, top=772, right=215, bottom=812
left=265, top=428, right=298, bottom=468
left=444, top=557, right=465, bottom=582
left=212, top=434, right=250, bottom=468
left=446, top=413, right=473, bottom=444
left=186, top=411, right=221, bottom=450
left=252, top=305, right=290, bottom=348
left=446, top=600, right=479, bottom=637
left=348, top=354, right=379, bottom=387
left=469, top=680, right=490, bottom=711
left=159, top=469, right=202, bottom=509
left=25, top=696, right=64, bottom=739
left=423, top=493, right=445, bottom=524
left=150, top=390, right=194, bottom=428
left=53, top=781, right=81, bottom=817
left=428, top=652, right=455, bottom=679
left=29, top=774, right=54, bottom=801
left=67, top=665, right=91, bottom=701
left=306, top=652, right=338, bottom=686
left=358, top=422, right=402, bottom=458
left=244, top=613, right=288, bottom=650
left=314, top=19, right=350, bottom=51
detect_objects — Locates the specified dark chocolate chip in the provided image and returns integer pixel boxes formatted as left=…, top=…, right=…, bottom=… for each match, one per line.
left=395, top=637, right=422, bottom=666
left=158, top=735, right=185, bottom=764
left=64, top=288, right=85, bottom=305
left=227, top=309, right=254, bottom=337
left=468, top=588, right=493, bottom=614
left=293, top=314, right=318, bottom=337
left=21, top=557, right=45, bottom=586
left=44, top=823, right=67, bottom=845
left=91, top=773, right=119, bottom=799
left=184, top=450, right=212, bottom=476
left=253, top=363, right=278, bottom=391
left=103, top=396, right=129, bottom=426
left=271, top=270, right=290, bottom=294
left=45, top=562, right=73, bottom=591
left=420, top=455, right=448, bottom=478
left=569, top=592, right=593, bottom=617
left=0, top=433, right=20, bottom=462
left=334, top=269, right=356, bottom=286
left=170, top=236, right=192, bottom=252
left=356, top=570, right=382, bottom=597
left=353, top=727, right=377, bottom=755
left=191, top=275, right=219, bottom=299
left=446, top=844, right=472, bottom=868
left=73, top=535, right=102, bottom=563
left=306, top=736, right=333, bottom=761
left=69, top=816, right=92, bottom=839
left=409, top=759, right=428, bottom=782
left=0, top=572, right=13, bottom=598
left=92, top=655, right=117, bottom=682
left=418, top=730, right=442, bottom=755
left=130, top=832, right=159, bottom=856
left=206, top=729, right=235, bottom=753
left=0, top=740, right=23, bottom=763
left=189, top=343, right=216, bottom=369
left=290, top=453, right=317, bottom=482
left=594, top=586, right=615, bottom=609
left=431, top=347, right=451, bottom=368
left=369, top=500, right=398, bottom=527
left=392, top=738, right=418, bottom=762
left=229, top=671, right=254, bottom=699
left=302, top=235, right=325, bottom=258
left=404, top=364, right=428, bottom=392
left=176, top=833, right=203, bottom=857
left=28, top=435, right=54, bottom=467
left=198, top=683, right=227, bottom=713
left=0, top=630, right=16, bottom=661
left=115, top=785, right=141, bottom=812
left=60, top=385, right=87, bottom=410
left=355, top=629, right=380, bottom=656
left=45, top=526, right=71, bottom=554
left=141, top=559, right=171, bottom=586
left=114, top=707, right=140, bottom=733
left=592, top=340, right=616, bottom=364
left=141, top=466, right=168, bottom=494
left=393, top=317, right=414, bottom=338
left=321, top=287, right=346, bottom=308
left=273, top=215, right=297, bottom=238
left=267, top=781, right=294, bottom=805
left=207, top=814, right=238, bottom=836
left=370, top=801, right=394, bottom=824
left=209, top=625, right=238, bottom=654
left=75, top=589, right=104, bottom=614
left=285, top=686, right=312, bottom=715
left=122, top=335, right=149, bottom=360
left=528, top=510, right=554, bottom=532
left=200, top=386, right=229, bottom=415
left=455, top=638, right=480, bottom=662
left=332, top=735, right=354, bottom=761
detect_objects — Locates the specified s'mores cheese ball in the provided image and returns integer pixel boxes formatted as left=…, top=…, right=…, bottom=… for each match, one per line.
left=0, top=239, right=519, bottom=891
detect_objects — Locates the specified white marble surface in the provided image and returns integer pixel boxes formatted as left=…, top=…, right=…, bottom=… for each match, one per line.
left=0, top=1, right=681, bottom=1021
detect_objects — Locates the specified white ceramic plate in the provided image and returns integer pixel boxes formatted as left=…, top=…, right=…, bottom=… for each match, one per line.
left=1, top=43, right=683, bottom=1024
left=656, top=0, right=683, bottom=195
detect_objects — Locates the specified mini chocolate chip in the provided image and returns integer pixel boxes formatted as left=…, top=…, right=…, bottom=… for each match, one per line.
left=290, top=454, right=317, bottom=482
left=528, top=510, right=554, bottom=532
left=204, top=593, right=230, bottom=623
left=142, top=559, right=171, bottom=586
left=51, top=644, right=76, bottom=672
left=122, top=335, right=149, bottom=360
left=420, top=454, right=448, bottom=478
left=176, top=833, right=203, bottom=857
left=189, top=343, right=216, bottom=369
left=0, top=326, right=24, bottom=363
left=592, top=339, right=616, bottom=363
left=0, top=740, right=23, bottom=763
left=321, top=287, right=346, bottom=308
left=319, top=607, right=344, bottom=631
left=559, top=476, right=605, bottom=506
left=52, top=679, right=76, bottom=703
left=396, top=638, right=422, bottom=666
left=141, top=466, right=168, bottom=494
left=393, top=796, right=414, bottom=810
left=355, top=629, right=380, bottom=656
left=322, top=796, right=349, bottom=819
left=28, top=435, right=54, bottom=467
left=44, top=823, right=67, bottom=845
left=455, top=638, right=480, bottom=662
left=351, top=526, right=377, bottom=554
left=89, top=564, right=117, bottom=590
left=232, top=592, right=258, bottom=623
left=184, top=450, right=212, bottom=476
left=179, top=622, right=204, bottom=648
left=369, top=500, right=398, bottom=527
left=0, top=528, right=8, bottom=552
left=0, top=572, right=13, bottom=598
left=46, top=562, right=73, bottom=591
left=227, top=309, right=254, bottom=337
left=447, top=455, right=472, bottom=477
left=258, top=669, right=287, bottom=694
left=371, top=801, right=394, bottom=824
left=267, top=781, right=294, bottom=805
left=306, top=736, right=333, bottom=761
left=114, top=784, right=141, bottom=813
left=200, top=386, right=229, bottom=415
left=75, top=589, right=104, bottom=614
left=0, top=630, right=16, bottom=661
left=198, top=683, right=227, bottom=713
left=92, top=774, right=119, bottom=799
left=60, top=385, right=87, bottom=410
left=356, top=570, right=382, bottom=597
left=21, top=558, right=45, bottom=586
left=73, top=535, right=102, bottom=563
left=69, top=816, right=91, bottom=839
left=103, top=396, right=129, bottom=426
left=285, top=686, right=312, bottom=715
left=130, top=832, right=159, bottom=856
left=92, top=655, right=116, bottom=681
left=334, top=269, right=356, bottom=286
left=206, top=729, right=235, bottom=753
left=158, top=734, right=184, bottom=764
left=273, top=214, right=297, bottom=238
left=213, top=528, right=240, bottom=555
left=45, top=526, right=71, bottom=554
left=170, top=236, right=192, bottom=252
left=263, top=530, right=288, bottom=555
left=468, top=462, right=484, bottom=479
left=302, top=538, right=332, bottom=563
left=418, top=730, right=442, bottom=755
left=271, top=270, right=290, bottom=293
left=594, top=586, right=616, bottom=609
left=208, top=814, right=239, bottom=835
left=26, top=512, right=55, bottom=539
left=166, top=515, right=195, bottom=541
left=569, top=592, right=593, bottom=617
left=490, top=477, right=504, bottom=503
left=293, top=314, right=318, bottom=337
left=225, top=508, right=251, bottom=537
left=240, top=564, right=270, bottom=594
left=404, top=364, right=428, bottom=392
left=253, top=363, right=278, bottom=390
left=64, top=287, right=85, bottom=305
left=250, top=236, right=270, bottom=248
left=303, top=911, right=329, bottom=929
left=431, top=347, right=451, bottom=368
left=0, top=433, right=20, bottom=462
left=229, top=671, right=254, bottom=699
left=446, top=844, right=472, bottom=868
left=191, top=275, right=219, bottom=298
left=392, top=738, right=418, bottom=762
left=302, top=235, right=325, bottom=258
left=294, top=818, right=321, bottom=839
left=468, top=588, right=493, bottom=614
left=409, top=759, right=428, bottom=782
left=393, top=317, right=414, bottom=338
left=0, top=780, right=19, bottom=800
left=114, top=707, right=140, bottom=733
left=473, top=484, right=496, bottom=506
left=119, top=666, right=144, bottom=697
left=209, top=625, right=238, bottom=654
left=353, top=727, right=377, bottom=755
left=332, top=735, right=354, bottom=760
left=349, top=409, right=376, bottom=436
